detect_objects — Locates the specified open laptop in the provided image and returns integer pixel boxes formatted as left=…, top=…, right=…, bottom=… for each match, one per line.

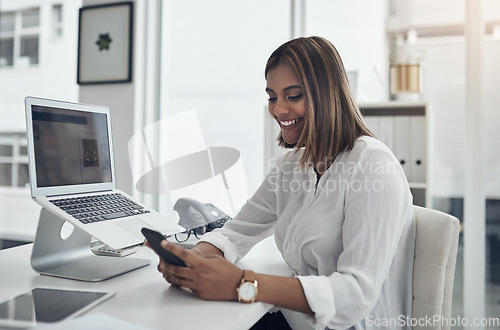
left=25, top=96, right=183, bottom=249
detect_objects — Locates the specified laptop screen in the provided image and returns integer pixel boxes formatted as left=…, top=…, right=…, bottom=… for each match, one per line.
left=31, top=105, right=112, bottom=188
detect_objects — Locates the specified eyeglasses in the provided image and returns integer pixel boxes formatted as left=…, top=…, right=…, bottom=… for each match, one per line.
left=174, top=226, right=207, bottom=243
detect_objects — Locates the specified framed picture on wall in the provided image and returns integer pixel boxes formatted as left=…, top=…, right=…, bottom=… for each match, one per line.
left=77, top=2, right=133, bottom=84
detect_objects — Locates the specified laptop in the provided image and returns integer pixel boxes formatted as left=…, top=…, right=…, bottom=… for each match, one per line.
left=25, top=96, right=183, bottom=249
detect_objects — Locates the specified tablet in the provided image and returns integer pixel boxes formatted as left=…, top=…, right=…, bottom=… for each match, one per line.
left=0, top=286, right=115, bottom=328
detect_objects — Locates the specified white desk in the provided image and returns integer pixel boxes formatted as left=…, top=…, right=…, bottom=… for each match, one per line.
left=0, top=236, right=290, bottom=330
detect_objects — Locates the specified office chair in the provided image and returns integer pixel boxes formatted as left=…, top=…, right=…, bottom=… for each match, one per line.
left=412, top=206, right=460, bottom=330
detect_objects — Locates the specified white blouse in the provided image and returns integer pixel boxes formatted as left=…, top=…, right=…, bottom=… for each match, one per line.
left=200, top=136, right=415, bottom=330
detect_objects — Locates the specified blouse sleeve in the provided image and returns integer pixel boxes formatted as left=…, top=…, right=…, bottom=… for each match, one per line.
left=199, top=168, right=279, bottom=262
left=297, top=142, right=414, bottom=329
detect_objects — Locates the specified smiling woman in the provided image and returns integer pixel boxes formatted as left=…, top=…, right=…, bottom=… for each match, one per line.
left=264, top=36, right=374, bottom=174
left=149, top=36, right=416, bottom=330
left=265, top=64, right=307, bottom=147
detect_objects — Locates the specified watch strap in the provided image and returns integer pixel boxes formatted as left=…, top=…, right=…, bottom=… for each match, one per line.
left=242, top=269, right=256, bottom=283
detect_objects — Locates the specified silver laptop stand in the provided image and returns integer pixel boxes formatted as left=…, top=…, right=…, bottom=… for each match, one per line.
left=30, top=208, right=150, bottom=281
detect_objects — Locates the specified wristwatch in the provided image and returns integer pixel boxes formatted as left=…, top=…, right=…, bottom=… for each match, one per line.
left=237, top=270, right=258, bottom=303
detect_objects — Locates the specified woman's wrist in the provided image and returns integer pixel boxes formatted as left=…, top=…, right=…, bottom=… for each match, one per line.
left=192, top=247, right=203, bottom=257
left=193, top=241, right=224, bottom=257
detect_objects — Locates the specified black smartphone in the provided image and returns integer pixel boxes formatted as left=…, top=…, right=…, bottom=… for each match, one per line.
left=141, top=227, right=188, bottom=267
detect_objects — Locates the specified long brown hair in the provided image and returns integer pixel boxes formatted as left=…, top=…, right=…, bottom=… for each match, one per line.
left=265, top=36, right=374, bottom=169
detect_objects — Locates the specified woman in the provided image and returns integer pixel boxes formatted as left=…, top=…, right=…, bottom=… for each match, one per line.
left=149, top=36, right=415, bottom=329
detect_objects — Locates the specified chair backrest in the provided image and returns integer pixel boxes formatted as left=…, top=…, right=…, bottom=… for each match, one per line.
left=413, top=206, right=460, bottom=330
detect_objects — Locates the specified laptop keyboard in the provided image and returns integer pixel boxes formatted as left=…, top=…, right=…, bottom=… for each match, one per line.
left=50, top=193, right=150, bottom=224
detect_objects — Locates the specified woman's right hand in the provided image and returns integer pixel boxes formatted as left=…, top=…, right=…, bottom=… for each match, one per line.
left=154, top=240, right=242, bottom=301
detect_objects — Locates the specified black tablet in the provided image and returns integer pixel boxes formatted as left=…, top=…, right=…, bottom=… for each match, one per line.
left=0, top=287, right=115, bottom=328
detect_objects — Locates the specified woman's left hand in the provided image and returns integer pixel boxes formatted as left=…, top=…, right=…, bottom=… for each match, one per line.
left=149, top=240, right=243, bottom=301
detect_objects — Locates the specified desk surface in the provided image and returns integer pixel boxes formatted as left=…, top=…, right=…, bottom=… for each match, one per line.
left=0, top=236, right=290, bottom=330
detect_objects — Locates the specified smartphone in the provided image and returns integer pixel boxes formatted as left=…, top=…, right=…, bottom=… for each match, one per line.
left=141, top=227, right=188, bottom=267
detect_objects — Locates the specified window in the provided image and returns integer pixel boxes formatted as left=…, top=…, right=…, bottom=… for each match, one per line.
left=0, top=133, right=29, bottom=188
left=52, top=4, right=63, bottom=38
left=0, top=12, right=15, bottom=31
left=0, top=7, right=40, bottom=68
left=22, top=8, right=39, bottom=28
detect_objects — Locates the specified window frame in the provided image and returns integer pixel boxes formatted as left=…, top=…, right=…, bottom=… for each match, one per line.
left=0, top=7, right=40, bottom=68
left=51, top=4, right=64, bottom=39
left=0, top=133, right=29, bottom=189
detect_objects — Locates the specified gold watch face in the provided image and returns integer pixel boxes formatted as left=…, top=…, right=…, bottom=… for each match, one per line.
left=239, top=282, right=257, bottom=302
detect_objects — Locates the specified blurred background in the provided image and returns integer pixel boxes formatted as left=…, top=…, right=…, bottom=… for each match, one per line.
left=0, top=0, right=499, bottom=328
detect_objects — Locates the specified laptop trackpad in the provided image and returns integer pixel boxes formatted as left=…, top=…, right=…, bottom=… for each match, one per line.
left=117, top=219, right=153, bottom=239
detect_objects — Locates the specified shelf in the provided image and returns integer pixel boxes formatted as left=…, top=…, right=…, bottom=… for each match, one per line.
left=360, top=102, right=426, bottom=116
left=361, top=102, right=429, bottom=206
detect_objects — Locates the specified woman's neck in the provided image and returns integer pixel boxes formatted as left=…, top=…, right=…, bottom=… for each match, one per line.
left=314, top=163, right=326, bottom=180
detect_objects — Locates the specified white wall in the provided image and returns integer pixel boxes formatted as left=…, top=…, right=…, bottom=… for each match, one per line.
left=416, top=40, right=466, bottom=197
left=410, top=36, right=500, bottom=199
left=159, top=0, right=290, bottom=195
left=483, top=38, right=500, bottom=198
left=306, top=0, right=388, bottom=102
left=387, top=0, right=500, bottom=33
